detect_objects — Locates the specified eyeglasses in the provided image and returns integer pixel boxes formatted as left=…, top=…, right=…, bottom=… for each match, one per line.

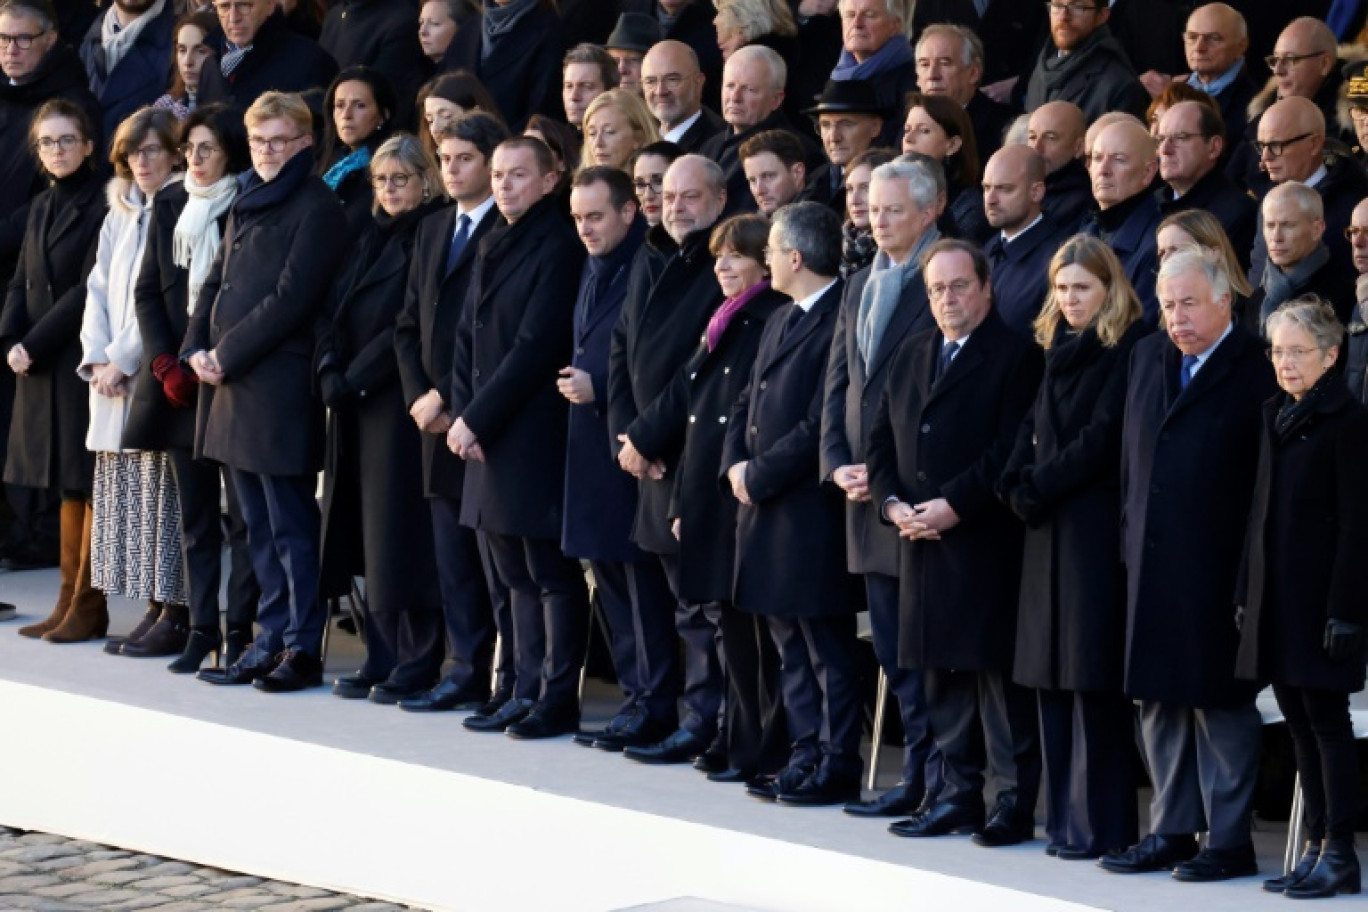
left=1345, top=226, right=1368, bottom=241
left=632, top=176, right=663, bottom=195
left=1265, top=51, right=1324, bottom=70
left=34, top=135, right=81, bottom=152
left=1044, top=2, right=1098, bottom=17
left=247, top=133, right=304, bottom=153
left=371, top=172, right=415, bottom=189
left=640, top=73, right=685, bottom=91
left=927, top=279, right=977, bottom=300
left=1252, top=133, right=1313, bottom=158
left=1266, top=346, right=1322, bottom=362
left=180, top=141, right=221, bottom=160
left=128, top=144, right=169, bottom=162
left=0, top=30, right=47, bottom=50
left=1155, top=131, right=1202, bottom=146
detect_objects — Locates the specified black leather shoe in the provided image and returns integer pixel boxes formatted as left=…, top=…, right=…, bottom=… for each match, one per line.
left=198, top=645, right=277, bottom=686
left=971, top=791, right=1035, bottom=847
left=398, top=678, right=490, bottom=713
left=1285, top=838, right=1361, bottom=898
left=692, top=747, right=728, bottom=773
left=118, top=612, right=189, bottom=657
left=253, top=648, right=323, bottom=693
left=1171, top=844, right=1258, bottom=882
left=1098, top=833, right=1200, bottom=874
left=888, top=799, right=985, bottom=838
left=507, top=702, right=580, bottom=740
left=369, top=682, right=429, bottom=705
left=746, top=765, right=813, bottom=802
left=463, top=697, right=533, bottom=732
left=0, top=603, right=13, bottom=622
left=223, top=625, right=253, bottom=668
left=167, top=627, right=221, bottom=674
left=576, top=708, right=639, bottom=746
left=1057, top=846, right=1104, bottom=861
left=707, top=767, right=755, bottom=784
left=623, top=728, right=711, bottom=765
left=778, top=769, right=861, bottom=807
left=1265, top=841, right=1321, bottom=893
left=104, top=605, right=162, bottom=654
left=844, top=781, right=924, bottom=818
left=332, top=672, right=381, bottom=700
left=471, top=688, right=515, bottom=719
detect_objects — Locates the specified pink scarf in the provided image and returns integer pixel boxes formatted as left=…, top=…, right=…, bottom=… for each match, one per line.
left=706, top=280, right=770, bottom=351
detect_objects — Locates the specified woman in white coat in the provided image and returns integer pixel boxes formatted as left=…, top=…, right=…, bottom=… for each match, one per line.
left=77, top=106, right=187, bottom=652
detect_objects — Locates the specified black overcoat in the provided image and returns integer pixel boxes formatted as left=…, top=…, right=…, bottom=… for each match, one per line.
left=1004, top=322, right=1147, bottom=693
left=457, top=5, right=562, bottom=131
left=197, top=11, right=338, bottom=109
left=609, top=227, right=724, bottom=555
left=183, top=155, right=349, bottom=477
left=1235, top=384, right=1368, bottom=693
left=1157, top=168, right=1257, bottom=273
left=449, top=195, right=585, bottom=540
left=1120, top=324, right=1276, bottom=706
left=632, top=284, right=786, bottom=602
left=0, top=170, right=105, bottom=493
left=866, top=311, right=1043, bottom=671
left=723, top=282, right=860, bottom=619
left=394, top=203, right=503, bottom=500
left=319, top=0, right=424, bottom=127
left=819, top=264, right=934, bottom=578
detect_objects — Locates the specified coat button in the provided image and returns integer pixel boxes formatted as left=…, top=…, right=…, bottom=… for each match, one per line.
left=689, top=415, right=696, bottom=423
left=473, top=321, right=483, bottom=329
left=723, top=367, right=730, bottom=374
left=916, top=471, right=926, bottom=481
left=920, top=423, right=930, bottom=434
left=690, top=371, right=697, bottom=380
left=750, top=425, right=758, bottom=435
left=223, top=282, right=231, bottom=290
left=759, top=380, right=767, bottom=390
left=575, top=347, right=584, bottom=355
left=232, top=242, right=241, bottom=250
left=473, top=368, right=481, bottom=378
left=718, top=416, right=726, bottom=423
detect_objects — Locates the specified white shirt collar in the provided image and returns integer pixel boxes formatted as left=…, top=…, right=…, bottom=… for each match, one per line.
left=1186, top=318, right=1235, bottom=375
left=1002, top=213, right=1043, bottom=244
left=793, top=278, right=839, bottom=312
left=1305, top=163, right=1329, bottom=189
left=458, top=194, right=497, bottom=231
left=662, top=109, right=703, bottom=144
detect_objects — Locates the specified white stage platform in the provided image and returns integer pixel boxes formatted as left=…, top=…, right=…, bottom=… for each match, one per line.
left=0, top=568, right=1352, bottom=911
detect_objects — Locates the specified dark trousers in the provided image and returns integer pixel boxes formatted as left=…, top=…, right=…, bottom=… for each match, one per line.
left=925, top=668, right=1041, bottom=812
left=661, top=552, right=725, bottom=737
left=1038, top=688, right=1138, bottom=854
left=866, top=572, right=941, bottom=793
left=483, top=532, right=590, bottom=710
left=589, top=558, right=679, bottom=723
left=228, top=469, right=324, bottom=656
left=718, top=600, right=788, bottom=775
left=430, top=495, right=496, bottom=691
left=767, top=613, right=863, bottom=780
left=168, top=448, right=257, bottom=630
left=476, top=530, right=517, bottom=694
left=1273, top=684, right=1358, bottom=842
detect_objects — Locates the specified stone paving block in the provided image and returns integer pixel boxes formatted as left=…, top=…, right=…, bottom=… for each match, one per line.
left=250, top=900, right=354, bottom=912
left=204, top=876, right=264, bottom=890
left=213, top=888, right=282, bottom=906
left=61, top=857, right=145, bottom=878
left=90, top=869, right=159, bottom=886
left=138, top=903, right=220, bottom=912
left=136, top=862, right=198, bottom=879
left=1, top=843, right=84, bottom=863
left=65, top=887, right=151, bottom=906
left=32, top=855, right=92, bottom=872
left=104, top=896, right=184, bottom=911
left=157, top=883, right=218, bottom=898
left=0, top=896, right=85, bottom=911
left=0, top=872, right=62, bottom=891
left=83, top=849, right=135, bottom=860
left=136, top=875, right=204, bottom=891
left=15, top=833, right=69, bottom=845
left=347, top=903, right=410, bottom=911
left=0, top=858, right=31, bottom=876
left=266, top=883, right=333, bottom=898
left=29, top=882, right=107, bottom=899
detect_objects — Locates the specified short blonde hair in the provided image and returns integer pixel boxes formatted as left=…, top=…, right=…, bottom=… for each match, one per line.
left=1034, top=234, right=1143, bottom=349
left=714, top=0, right=797, bottom=41
left=578, top=89, right=661, bottom=175
left=244, top=91, right=312, bottom=134
left=369, top=132, right=441, bottom=211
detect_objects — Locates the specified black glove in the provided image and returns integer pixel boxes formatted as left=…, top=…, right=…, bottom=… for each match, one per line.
left=1007, top=475, right=1046, bottom=527
left=1233, top=605, right=1245, bottom=633
left=1324, top=619, right=1365, bottom=663
left=319, top=369, right=356, bottom=410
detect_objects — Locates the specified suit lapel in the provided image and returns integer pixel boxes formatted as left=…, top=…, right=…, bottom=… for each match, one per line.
left=866, top=282, right=929, bottom=381
left=349, top=234, right=408, bottom=299
left=1164, top=324, right=1241, bottom=423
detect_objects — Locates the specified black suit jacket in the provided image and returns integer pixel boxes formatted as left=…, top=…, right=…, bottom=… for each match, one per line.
left=985, top=215, right=1070, bottom=338
left=673, top=105, right=727, bottom=155
left=395, top=202, right=504, bottom=499
left=197, top=11, right=338, bottom=109
left=1157, top=168, right=1257, bottom=272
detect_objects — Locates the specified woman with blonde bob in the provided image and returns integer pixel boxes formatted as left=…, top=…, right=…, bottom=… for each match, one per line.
left=1003, top=234, right=1149, bottom=860
left=579, top=89, right=660, bottom=175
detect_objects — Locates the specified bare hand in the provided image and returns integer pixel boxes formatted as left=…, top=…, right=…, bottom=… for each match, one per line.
left=727, top=461, right=751, bottom=505
left=557, top=366, right=595, bottom=405
left=190, top=350, right=223, bottom=385
left=1138, top=70, right=1173, bottom=98
left=447, top=417, right=480, bottom=460
left=832, top=464, right=870, bottom=502
left=90, top=362, right=128, bottom=398
left=671, top=517, right=681, bottom=540
left=981, top=76, right=1018, bottom=104
left=409, top=389, right=445, bottom=430
left=424, top=410, right=453, bottom=435
left=6, top=344, right=32, bottom=375
left=797, top=0, right=838, bottom=14
left=897, top=497, right=959, bottom=540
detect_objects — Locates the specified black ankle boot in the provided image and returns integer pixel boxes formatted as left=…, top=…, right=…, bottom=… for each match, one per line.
left=224, top=624, right=253, bottom=668
left=168, top=626, right=222, bottom=674
left=103, top=603, right=162, bottom=654
left=1264, top=841, right=1321, bottom=892
left=1286, top=839, right=1362, bottom=899
left=120, top=605, right=190, bottom=657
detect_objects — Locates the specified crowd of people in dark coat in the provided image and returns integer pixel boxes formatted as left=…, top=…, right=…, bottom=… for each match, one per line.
left=2, top=0, right=1368, bottom=900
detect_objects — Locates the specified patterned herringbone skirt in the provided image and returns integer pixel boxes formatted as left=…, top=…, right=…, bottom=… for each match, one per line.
left=91, top=450, right=187, bottom=604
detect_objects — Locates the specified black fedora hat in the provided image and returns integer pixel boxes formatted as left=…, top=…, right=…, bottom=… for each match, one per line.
left=606, top=13, right=662, bottom=54
left=804, top=79, right=890, bottom=119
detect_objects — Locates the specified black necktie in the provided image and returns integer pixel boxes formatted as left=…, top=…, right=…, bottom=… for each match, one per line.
left=937, top=340, right=959, bottom=379
left=778, top=304, right=804, bottom=343
left=445, top=213, right=471, bottom=274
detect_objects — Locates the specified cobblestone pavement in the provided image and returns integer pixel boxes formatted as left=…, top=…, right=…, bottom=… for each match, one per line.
left=0, top=827, right=418, bottom=912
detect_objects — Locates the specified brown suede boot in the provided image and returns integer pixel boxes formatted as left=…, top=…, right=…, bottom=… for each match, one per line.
left=44, top=502, right=108, bottom=643
left=19, top=499, right=84, bottom=638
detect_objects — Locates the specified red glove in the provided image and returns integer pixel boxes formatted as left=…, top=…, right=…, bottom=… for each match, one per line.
left=153, top=354, right=198, bottom=408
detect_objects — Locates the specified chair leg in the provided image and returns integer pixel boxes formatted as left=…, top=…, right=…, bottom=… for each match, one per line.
left=490, top=631, right=502, bottom=694
left=320, top=598, right=334, bottom=666
left=347, top=577, right=368, bottom=644
left=866, top=668, right=889, bottom=792
left=1284, top=773, right=1304, bottom=876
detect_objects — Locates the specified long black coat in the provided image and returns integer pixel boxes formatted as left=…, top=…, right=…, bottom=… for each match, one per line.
left=449, top=195, right=585, bottom=540
left=446, top=5, right=562, bottom=132
left=867, top=311, right=1043, bottom=671
left=394, top=202, right=503, bottom=500
left=319, top=0, right=423, bottom=127
left=1157, top=168, right=1257, bottom=273
left=183, top=154, right=349, bottom=476
left=1235, top=384, right=1368, bottom=693
left=632, top=284, right=786, bottom=602
left=820, top=264, right=934, bottom=578
left=609, top=227, right=724, bottom=555
left=197, top=11, right=338, bottom=109
left=1005, top=322, right=1148, bottom=693
left=0, top=170, right=105, bottom=493
left=79, top=2, right=175, bottom=145
left=723, top=282, right=861, bottom=618
left=1120, top=324, right=1277, bottom=706
left=317, top=203, right=441, bottom=612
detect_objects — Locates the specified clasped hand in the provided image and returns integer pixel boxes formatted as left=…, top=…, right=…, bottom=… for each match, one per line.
left=888, top=497, right=959, bottom=540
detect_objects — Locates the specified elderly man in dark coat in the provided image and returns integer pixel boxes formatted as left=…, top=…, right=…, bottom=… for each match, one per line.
left=1083, top=120, right=1162, bottom=322
left=197, top=0, right=338, bottom=109
left=723, top=202, right=861, bottom=806
left=446, top=135, right=590, bottom=740
left=827, top=0, right=917, bottom=148
left=185, top=91, right=349, bottom=693
left=561, top=167, right=679, bottom=751
left=822, top=158, right=943, bottom=819
left=1247, top=183, right=1357, bottom=334
left=1103, top=246, right=1276, bottom=881
left=867, top=238, right=1043, bottom=845
left=78, top=0, right=174, bottom=146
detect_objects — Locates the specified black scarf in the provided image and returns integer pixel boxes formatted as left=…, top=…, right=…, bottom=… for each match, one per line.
left=1274, top=370, right=1336, bottom=440
left=1045, top=322, right=1101, bottom=375
left=234, top=147, right=314, bottom=218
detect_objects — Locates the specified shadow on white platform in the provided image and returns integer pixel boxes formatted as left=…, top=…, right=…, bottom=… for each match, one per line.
left=0, top=568, right=1347, bottom=911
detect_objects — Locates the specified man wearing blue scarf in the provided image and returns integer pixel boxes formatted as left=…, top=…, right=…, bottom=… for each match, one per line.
left=828, top=0, right=917, bottom=149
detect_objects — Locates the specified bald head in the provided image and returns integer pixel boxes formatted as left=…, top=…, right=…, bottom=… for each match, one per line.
left=1027, top=101, right=1085, bottom=174
left=1184, top=3, right=1248, bottom=81
left=1350, top=197, right=1368, bottom=273
left=1258, top=96, right=1326, bottom=184
left=641, top=39, right=705, bottom=130
left=1271, top=17, right=1337, bottom=100
left=1085, top=111, right=1143, bottom=159
left=982, top=144, right=1046, bottom=233
left=662, top=154, right=727, bottom=244
left=1089, top=120, right=1158, bottom=209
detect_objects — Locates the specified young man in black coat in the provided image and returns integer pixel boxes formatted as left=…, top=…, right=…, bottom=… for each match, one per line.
left=78, top=0, right=175, bottom=148
left=393, top=114, right=509, bottom=715
left=319, top=0, right=423, bottom=128
left=446, top=135, right=590, bottom=740
left=1105, top=247, right=1276, bottom=881
left=196, top=0, right=338, bottom=110
left=867, top=239, right=1044, bottom=845
left=185, top=91, right=350, bottom=693
left=983, top=145, right=1070, bottom=338
left=821, top=158, right=944, bottom=819
left=723, top=201, right=862, bottom=806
